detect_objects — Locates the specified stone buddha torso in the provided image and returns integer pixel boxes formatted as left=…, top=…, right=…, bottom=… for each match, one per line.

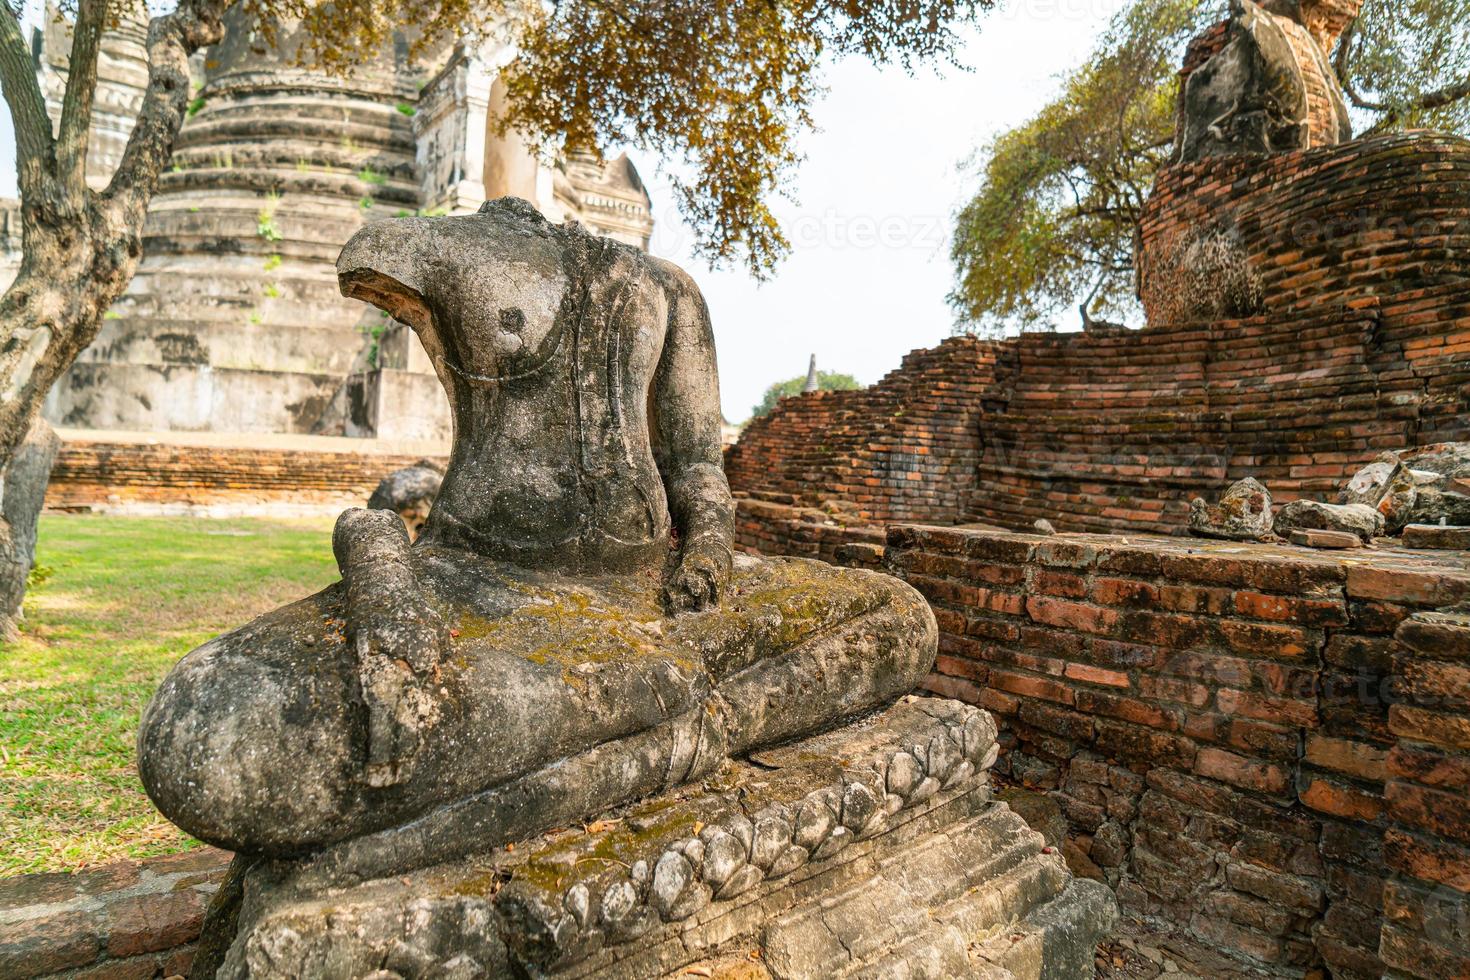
left=340, top=201, right=679, bottom=573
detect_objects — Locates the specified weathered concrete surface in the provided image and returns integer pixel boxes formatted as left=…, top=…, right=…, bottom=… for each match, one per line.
left=210, top=697, right=1117, bottom=979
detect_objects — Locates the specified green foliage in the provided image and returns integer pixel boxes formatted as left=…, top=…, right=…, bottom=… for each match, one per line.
left=185, top=95, right=206, bottom=118
left=1344, top=0, right=1470, bottom=133
left=395, top=101, right=417, bottom=116
left=0, top=515, right=337, bottom=873
left=751, top=370, right=861, bottom=419
left=256, top=191, right=283, bottom=242
left=950, top=0, right=1470, bottom=334
left=263, top=253, right=283, bottom=272
left=263, top=0, right=995, bottom=278
left=356, top=166, right=386, bottom=186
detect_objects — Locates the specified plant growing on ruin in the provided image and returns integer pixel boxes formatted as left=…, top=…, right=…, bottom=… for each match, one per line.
left=949, top=0, right=1470, bottom=335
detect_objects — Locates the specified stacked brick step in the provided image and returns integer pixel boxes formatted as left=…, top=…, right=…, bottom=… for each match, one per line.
left=47, top=439, right=447, bottom=511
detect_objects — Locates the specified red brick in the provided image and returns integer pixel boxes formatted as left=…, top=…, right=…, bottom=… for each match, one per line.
left=1063, top=662, right=1130, bottom=688
left=1386, top=781, right=1470, bottom=843
left=1347, top=565, right=1470, bottom=607
left=1300, top=777, right=1383, bottom=820
left=1305, top=734, right=1389, bottom=782
left=1383, top=828, right=1470, bottom=891
left=988, top=668, right=1075, bottom=706
left=1092, top=577, right=1158, bottom=607
left=1024, top=596, right=1118, bottom=636
left=1217, top=688, right=1318, bottom=728
left=1195, top=747, right=1291, bottom=795
left=1214, top=620, right=1313, bottom=661
left=0, top=911, right=101, bottom=979
left=1076, top=689, right=1179, bottom=731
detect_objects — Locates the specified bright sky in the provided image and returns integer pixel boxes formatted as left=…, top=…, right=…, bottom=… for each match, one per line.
left=0, top=0, right=1127, bottom=423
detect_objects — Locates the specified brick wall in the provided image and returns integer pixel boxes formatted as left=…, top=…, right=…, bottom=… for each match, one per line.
left=726, top=337, right=993, bottom=527
left=727, top=133, right=1470, bottom=553
left=874, top=524, right=1470, bottom=978
left=47, top=440, right=448, bottom=511
left=1381, top=607, right=1470, bottom=978
left=1138, top=132, right=1470, bottom=324
left=0, top=848, right=230, bottom=979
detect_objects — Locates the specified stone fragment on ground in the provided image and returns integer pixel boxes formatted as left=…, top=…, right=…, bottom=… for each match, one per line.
left=1273, top=499, right=1383, bottom=543
left=1188, top=478, right=1273, bottom=541
left=1338, top=443, right=1470, bottom=533
left=1401, top=524, right=1470, bottom=550
left=1034, top=519, right=1056, bottom=535
left=1287, top=528, right=1362, bottom=550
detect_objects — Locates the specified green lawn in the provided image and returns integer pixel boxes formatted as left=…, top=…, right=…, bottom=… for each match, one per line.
left=0, top=514, right=339, bottom=875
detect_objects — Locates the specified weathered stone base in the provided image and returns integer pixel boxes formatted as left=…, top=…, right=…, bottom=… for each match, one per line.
left=213, top=697, right=1116, bottom=978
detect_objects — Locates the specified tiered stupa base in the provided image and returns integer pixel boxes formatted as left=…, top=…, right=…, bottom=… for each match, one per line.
left=212, top=697, right=1116, bottom=978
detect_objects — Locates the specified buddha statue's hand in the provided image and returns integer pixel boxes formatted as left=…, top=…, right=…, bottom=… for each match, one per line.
left=664, top=536, right=732, bottom=613
left=334, top=508, right=450, bottom=787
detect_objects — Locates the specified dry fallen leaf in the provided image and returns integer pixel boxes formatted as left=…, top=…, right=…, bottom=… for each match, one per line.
left=693, top=820, right=705, bottom=835
left=682, top=968, right=713, bottom=977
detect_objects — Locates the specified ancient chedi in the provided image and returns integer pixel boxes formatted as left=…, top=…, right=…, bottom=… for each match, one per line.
left=26, top=8, right=654, bottom=442
left=136, top=199, right=1115, bottom=977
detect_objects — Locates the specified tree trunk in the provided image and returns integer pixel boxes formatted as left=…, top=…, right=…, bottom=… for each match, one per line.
left=0, top=0, right=229, bottom=626
left=0, top=417, right=60, bottom=641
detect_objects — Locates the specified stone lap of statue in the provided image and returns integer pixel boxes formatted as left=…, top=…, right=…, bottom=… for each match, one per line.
left=137, top=198, right=937, bottom=875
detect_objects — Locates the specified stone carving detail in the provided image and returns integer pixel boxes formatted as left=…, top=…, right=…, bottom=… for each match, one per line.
left=495, top=698, right=998, bottom=970
left=138, top=201, right=938, bottom=930
left=1176, top=0, right=1361, bottom=163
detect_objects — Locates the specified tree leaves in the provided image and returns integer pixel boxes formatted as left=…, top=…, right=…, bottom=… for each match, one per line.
left=261, top=0, right=992, bottom=278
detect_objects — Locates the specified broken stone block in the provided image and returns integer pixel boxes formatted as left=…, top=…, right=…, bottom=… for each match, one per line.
left=1288, top=528, right=1362, bottom=550
left=1274, top=500, right=1384, bottom=543
left=1034, top=518, right=1057, bottom=535
left=1339, top=452, right=1402, bottom=508
left=1189, top=478, right=1273, bottom=541
left=1343, top=443, right=1470, bottom=533
left=1401, top=524, right=1470, bottom=551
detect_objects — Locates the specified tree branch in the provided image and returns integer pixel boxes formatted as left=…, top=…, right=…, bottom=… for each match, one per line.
left=0, top=7, right=56, bottom=202
left=101, top=0, right=227, bottom=222
left=1334, top=16, right=1470, bottom=128
left=56, top=0, right=109, bottom=196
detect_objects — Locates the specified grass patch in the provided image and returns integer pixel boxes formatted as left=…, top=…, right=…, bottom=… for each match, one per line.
left=0, top=514, right=337, bottom=876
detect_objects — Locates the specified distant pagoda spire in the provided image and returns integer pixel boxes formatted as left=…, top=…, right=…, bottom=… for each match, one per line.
left=803, top=354, right=820, bottom=393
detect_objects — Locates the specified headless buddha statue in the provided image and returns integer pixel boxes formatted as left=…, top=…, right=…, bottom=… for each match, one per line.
left=137, top=199, right=937, bottom=869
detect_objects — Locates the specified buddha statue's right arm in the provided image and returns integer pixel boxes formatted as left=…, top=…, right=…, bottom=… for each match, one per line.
left=651, top=263, right=736, bottom=613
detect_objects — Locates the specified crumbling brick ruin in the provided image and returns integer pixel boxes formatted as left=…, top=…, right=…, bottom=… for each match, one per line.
left=725, top=17, right=1470, bottom=978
